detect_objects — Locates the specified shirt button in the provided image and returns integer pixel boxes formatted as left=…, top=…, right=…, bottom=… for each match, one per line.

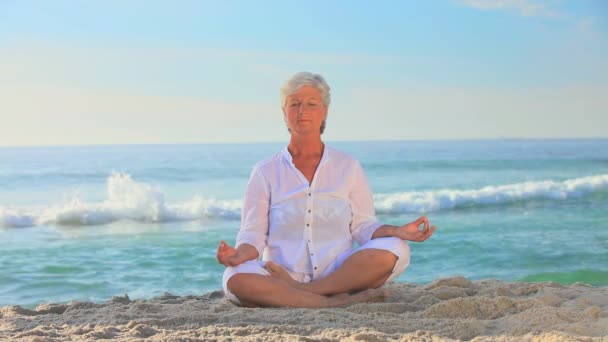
left=308, top=210, right=311, bottom=213
left=306, top=223, right=310, bottom=227
left=310, top=253, right=314, bottom=256
left=314, top=267, right=318, bottom=270
left=308, top=192, right=311, bottom=196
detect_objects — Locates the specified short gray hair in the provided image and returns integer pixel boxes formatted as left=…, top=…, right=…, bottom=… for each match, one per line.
left=280, top=72, right=331, bottom=108
left=280, top=72, right=331, bottom=134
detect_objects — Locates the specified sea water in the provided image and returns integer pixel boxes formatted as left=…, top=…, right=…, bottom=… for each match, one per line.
left=1, top=139, right=607, bottom=307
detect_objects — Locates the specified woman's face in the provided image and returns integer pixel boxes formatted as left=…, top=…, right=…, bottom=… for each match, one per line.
left=283, top=85, right=328, bottom=136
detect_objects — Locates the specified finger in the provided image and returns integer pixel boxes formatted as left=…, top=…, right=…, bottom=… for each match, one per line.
left=421, top=226, right=436, bottom=241
left=414, top=226, right=430, bottom=241
left=216, top=254, right=227, bottom=266
left=217, top=244, right=227, bottom=256
left=216, top=252, right=227, bottom=264
left=420, top=231, right=429, bottom=241
left=414, top=216, right=427, bottom=225
left=406, top=216, right=424, bottom=230
left=417, top=219, right=429, bottom=235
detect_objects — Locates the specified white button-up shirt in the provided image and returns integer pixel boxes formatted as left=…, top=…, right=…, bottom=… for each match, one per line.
left=236, top=146, right=383, bottom=279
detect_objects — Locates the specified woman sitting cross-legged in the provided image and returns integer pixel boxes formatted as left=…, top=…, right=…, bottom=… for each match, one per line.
left=216, top=72, right=436, bottom=308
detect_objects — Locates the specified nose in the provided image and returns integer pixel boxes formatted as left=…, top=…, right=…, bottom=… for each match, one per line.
left=297, top=103, right=310, bottom=115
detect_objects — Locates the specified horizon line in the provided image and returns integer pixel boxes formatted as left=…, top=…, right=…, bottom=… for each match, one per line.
left=1, top=136, right=608, bottom=149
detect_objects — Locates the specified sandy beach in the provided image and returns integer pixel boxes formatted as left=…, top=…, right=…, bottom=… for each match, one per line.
left=1, top=276, right=606, bottom=341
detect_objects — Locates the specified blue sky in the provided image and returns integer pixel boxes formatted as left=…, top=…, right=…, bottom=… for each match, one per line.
left=1, top=0, right=606, bottom=146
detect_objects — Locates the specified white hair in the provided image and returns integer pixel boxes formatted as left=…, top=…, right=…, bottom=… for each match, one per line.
left=280, top=72, right=331, bottom=134
left=280, top=72, right=331, bottom=108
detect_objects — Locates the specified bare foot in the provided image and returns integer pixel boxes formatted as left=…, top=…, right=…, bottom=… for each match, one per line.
left=264, top=261, right=300, bottom=287
left=326, top=288, right=388, bottom=307
left=329, top=293, right=350, bottom=300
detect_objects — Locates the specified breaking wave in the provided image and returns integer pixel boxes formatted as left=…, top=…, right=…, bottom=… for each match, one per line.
left=1, top=173, right=607, bottom=228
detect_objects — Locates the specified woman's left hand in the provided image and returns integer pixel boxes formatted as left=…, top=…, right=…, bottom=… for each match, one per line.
left=393, top=216, right=436, bottom=242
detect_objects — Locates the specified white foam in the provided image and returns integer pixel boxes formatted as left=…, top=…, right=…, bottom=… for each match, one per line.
left=1, top=173, right=607, bottom=228
left=0, top=207, right=36, bottom=228
left=1, top=172, right=241, bottom=228
left=374, top=174, right=608, bottom=214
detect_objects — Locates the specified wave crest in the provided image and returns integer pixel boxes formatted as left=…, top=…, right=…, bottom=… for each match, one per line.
left=2, top=172, right=241, bottom=228
left=374, top=174, right=608, bottom=214
left=1, top=173, right=607, bottom=228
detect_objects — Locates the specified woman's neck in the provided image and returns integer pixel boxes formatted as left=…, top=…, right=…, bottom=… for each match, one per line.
left=287, top=136, right=324, bottom=157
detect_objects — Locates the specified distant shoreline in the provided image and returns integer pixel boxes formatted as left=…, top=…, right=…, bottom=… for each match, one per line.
left=2, top=137, right=608, bottom=149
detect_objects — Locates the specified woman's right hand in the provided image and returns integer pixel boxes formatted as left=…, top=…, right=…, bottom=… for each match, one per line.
left=216, top=240, right=241, bottom=267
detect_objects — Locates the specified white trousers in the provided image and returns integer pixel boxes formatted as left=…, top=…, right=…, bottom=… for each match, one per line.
left=222, top=237, right=410, bottom=305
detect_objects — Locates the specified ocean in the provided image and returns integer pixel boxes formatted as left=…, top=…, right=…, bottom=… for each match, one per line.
left=1, top=139, right=607, bottom=307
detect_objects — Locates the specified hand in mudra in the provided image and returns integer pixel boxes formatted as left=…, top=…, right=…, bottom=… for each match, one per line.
left=216, top=240, right=240, bottom=266
left=394, top=216, right=436, bottom=242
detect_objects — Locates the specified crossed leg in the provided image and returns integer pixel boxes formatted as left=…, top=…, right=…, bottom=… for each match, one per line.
left=227, top=273, right=387, bottom=308
left=265, top=248, right=397, bottom=296
left=224, top=238, right=409, bottom=307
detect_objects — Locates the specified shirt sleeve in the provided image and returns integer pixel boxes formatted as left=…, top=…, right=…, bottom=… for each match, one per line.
left=349, top=160, right=383, bottom=246
left=235, top=164, right=270, bottom=257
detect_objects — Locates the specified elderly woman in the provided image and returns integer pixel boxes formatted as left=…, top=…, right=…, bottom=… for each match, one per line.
left=216, top=72, right=435, bottom=308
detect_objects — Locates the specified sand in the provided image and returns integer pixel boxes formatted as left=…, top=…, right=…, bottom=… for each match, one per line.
left=1, top=276, right=607, bottom=341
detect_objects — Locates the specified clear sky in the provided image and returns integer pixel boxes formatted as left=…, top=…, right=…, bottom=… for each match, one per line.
left=1, top=0, right=606, bottom=146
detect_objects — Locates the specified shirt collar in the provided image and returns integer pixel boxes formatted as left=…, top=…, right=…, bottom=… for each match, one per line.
left=282, top=145, right=331, bottom=165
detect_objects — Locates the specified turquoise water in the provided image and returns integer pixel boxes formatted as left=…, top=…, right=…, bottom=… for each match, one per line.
left=1, top=139, right=607, bottom=307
